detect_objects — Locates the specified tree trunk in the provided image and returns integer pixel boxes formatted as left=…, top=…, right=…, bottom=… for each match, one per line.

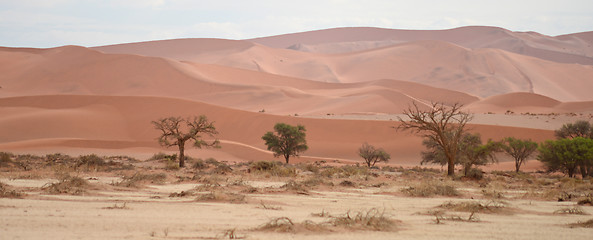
left=515, top=159, right=521, bottom=173
left=446, top=154, right=455, bottom=176
left=178, top=141, right=186, bottom=168
left=284, top=154, right=290, bottom=164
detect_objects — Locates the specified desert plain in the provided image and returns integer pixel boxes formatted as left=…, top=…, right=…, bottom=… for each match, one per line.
left=1, top=26, right=593, bottom=239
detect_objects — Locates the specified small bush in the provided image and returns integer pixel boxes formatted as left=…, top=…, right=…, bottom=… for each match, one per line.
left=402, top=181, right=460, bottom=197
left=464, top=168, right=483, bottom=180
left=569, top=219, right=593, bottom=228
left=116, top=173, right=167, bottom=188
left=438, top=200, right=508, bottom=214
left=0, top=152, right=14, bottom=166
left=282, top=180, right=309, bottom=194
left=328, top=208, right=396, bottom=231
left=43, top=176, right=88, bottom=195
left=0, top=182, right=24, bottom=198
left=250, top=161, right=296, bottom=177
left=554, top=206, right=588, bottom=215
left=195, top=191, right=246, bottom=203
left=257, top=217, right=295, bottom=232
left=192, top=159, right=207, bottom=169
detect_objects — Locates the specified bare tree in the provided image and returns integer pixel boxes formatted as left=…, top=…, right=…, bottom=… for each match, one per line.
left=358, top=142, right=391, bottom=167
left=397, top=102, right=472, bottom=176
left=152, top=116, right=220, bottom=168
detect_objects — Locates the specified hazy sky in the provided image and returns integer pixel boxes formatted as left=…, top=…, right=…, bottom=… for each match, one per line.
left=1, top=0, right=592, bottom=48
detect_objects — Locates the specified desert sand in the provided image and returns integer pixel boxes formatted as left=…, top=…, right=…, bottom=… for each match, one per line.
left=1, top=26, right=593, bottom=239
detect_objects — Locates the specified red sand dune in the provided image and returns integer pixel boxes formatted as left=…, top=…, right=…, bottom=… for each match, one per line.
left=0, top=95, right=553, bottom=165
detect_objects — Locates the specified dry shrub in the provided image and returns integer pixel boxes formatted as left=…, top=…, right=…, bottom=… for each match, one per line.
left=0, top=152, right=14, bottom=167
left=102, top=202, right=129, bottom=210
left=250, top=161, right=296, bottom=177
left=0, top=182, right=24, bottom=198
left=319, top=165, right=370, bottom=178
left=402, top=181, right=459, bottom=197
left=554, top=206, right=588, bottom=215
left=301, top=176, right=332, bottom=188
left=258, top=200, right=282, bottom=210
left=578, top=195, right=593, bottom=206
left=569, top=219, right=593, bottom=228
left=257, top=217, right=296, bottom=232
left=116, top=172, right=167, bottom=188
left=256, top=217, right=329, bottom=233
left=339, top=180, right=356, bottom=187
left=438, top=200, right=508, bottom=214
left=169, top=190, right=195, bottom=198
left=43, top=176, right=89, bottom=195
left=195, top=191, right=246, bottom=203
left=430, top=210, right=480, bottom=224
left=281, top=180, right=309, bottom=194
left=327, top=208, right=396, bottom=231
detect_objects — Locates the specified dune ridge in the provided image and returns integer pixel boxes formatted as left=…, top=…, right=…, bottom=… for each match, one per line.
left=94, top=31, right=593, bottom=101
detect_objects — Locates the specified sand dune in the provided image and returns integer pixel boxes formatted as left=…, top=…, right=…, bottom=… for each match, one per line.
left=466, top=92, right=593, bottom=114
left=0, top=95, right=554, bottom=165
left=0, top=45, right=480, bottom=115
left=249, top=26, right=593, bottom=65
left=93, top=36, right=593, bottom=101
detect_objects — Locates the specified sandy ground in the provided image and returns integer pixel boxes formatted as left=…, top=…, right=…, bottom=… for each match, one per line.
left=1, top=173, right=593, bottom=240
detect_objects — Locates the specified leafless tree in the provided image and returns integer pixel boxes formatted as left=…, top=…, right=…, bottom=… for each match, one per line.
left=152, top=116, right=220, bottom=168
left=397, top=102, right=472, bottom=176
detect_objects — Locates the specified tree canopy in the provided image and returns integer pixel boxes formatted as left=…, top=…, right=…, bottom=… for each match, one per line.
left=500, top=137, right=538, bottom=172
left=358, top=142, right=391, bottom=167
left=262, top=123, right=308, bottom=164
left=398, top=102, right=472, bottom=176
left=421, top=132, right=497, bottom=176
left=538, top=137, right=593, bottom=178
left=152, top=116, right=220, bottom=168
left=555, top=120, right=593, bottom=139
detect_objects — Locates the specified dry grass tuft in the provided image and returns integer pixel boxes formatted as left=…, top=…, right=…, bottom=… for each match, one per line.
left=402, top=181, right=459, bottom=197
left=430, top=210, right=480, bottom=224
left=195, top=191, right=246, bottom=204
left=115, top=172, right=167, bottom=188
left=43, top=176, right=89, bottom=195
left=569, top=219, right=593, bottom=228
left=102, top=202, right=129, bottom=210
left=438, top=200, right=509, bottom=214
left=256, top=217, right=296, bottom=232
left=327, top=208, right=396, bottom=231
left=554, top=206, right=588, bottom=215
left=0, top=182, right=24, bottom=198
left=281, top=180, right=309, bottom=194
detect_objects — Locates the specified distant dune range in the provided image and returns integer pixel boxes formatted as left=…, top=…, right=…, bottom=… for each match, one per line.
left=1, top=26, right=592, bottom=168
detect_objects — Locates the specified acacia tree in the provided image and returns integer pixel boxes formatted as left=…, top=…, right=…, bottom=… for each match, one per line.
left=555, top=121, right=593, bottom=139
left=538, top=137, right=593, bottom=178
left=358, top=142, right=391, bottom=167
left=553, top=121, right=593, bottom=177
left=500, top=137, right=538, bottom=172
left=152, top=116, right=220, bottom=168
left=398, top=102, right=472, bottom=176
left=262, top=123, right=308, bottom=164
left=421, top=133, right=497, bottom=176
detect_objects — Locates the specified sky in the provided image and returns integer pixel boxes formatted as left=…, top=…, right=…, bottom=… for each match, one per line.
left=1, top=0, right=592, bottom=48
